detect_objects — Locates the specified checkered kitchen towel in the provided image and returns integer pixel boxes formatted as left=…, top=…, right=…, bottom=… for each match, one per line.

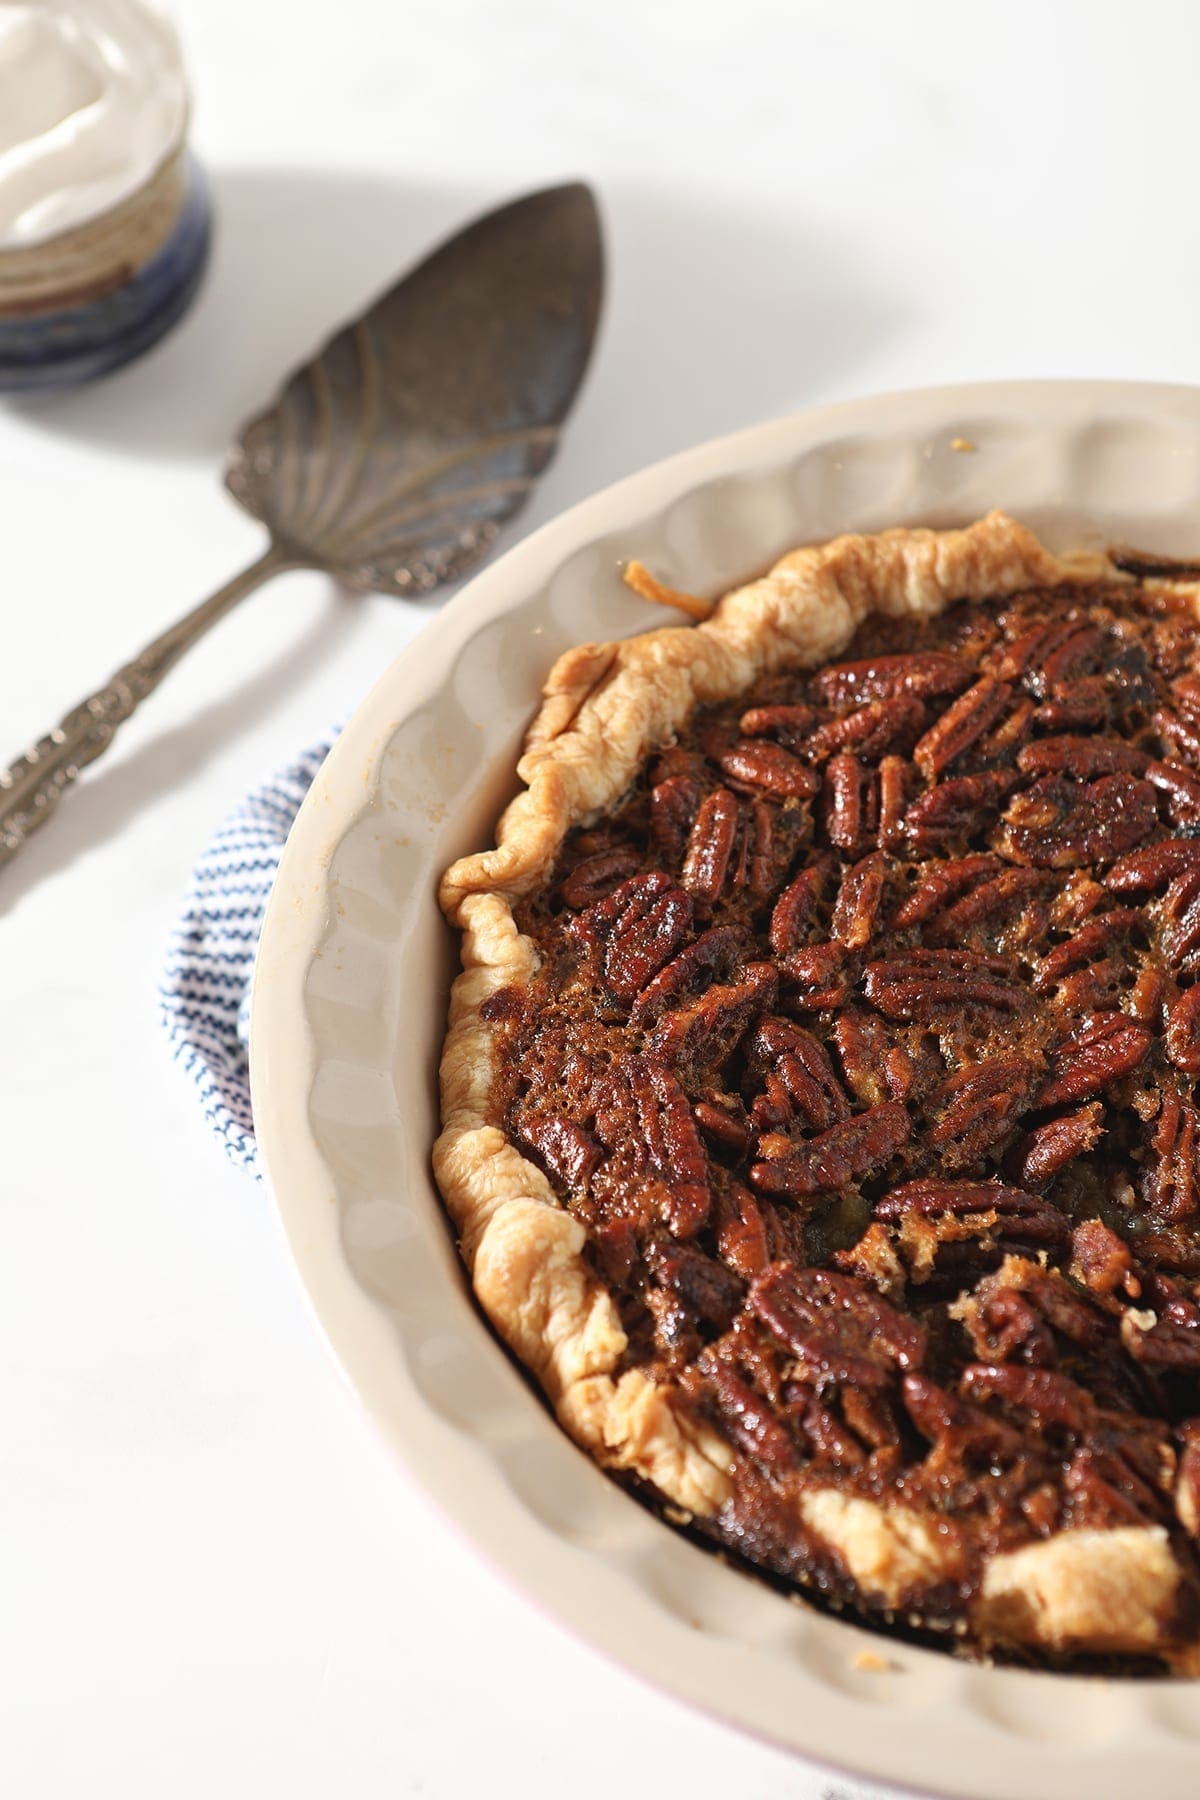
left=159, top=731, right=338, bottom=1175
left=159, top=734, right=916, bottom=1800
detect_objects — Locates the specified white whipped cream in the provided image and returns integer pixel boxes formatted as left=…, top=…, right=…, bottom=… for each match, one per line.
left=0, top=0, right=188, bottom=250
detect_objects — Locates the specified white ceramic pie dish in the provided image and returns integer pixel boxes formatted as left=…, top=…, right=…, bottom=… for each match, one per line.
left=250, top=380, right=1200, bottom=1800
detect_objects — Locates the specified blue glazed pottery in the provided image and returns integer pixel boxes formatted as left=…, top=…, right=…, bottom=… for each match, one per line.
left=0, top=154, right=211, bottom=394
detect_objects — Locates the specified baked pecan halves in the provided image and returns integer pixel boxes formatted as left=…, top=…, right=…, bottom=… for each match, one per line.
left=624, top=1057, right=711, bottom=1237
left=831, top=851, right=888, bottom=950
left=925, top=1056, right=1041, bottom=1171
left=718, top=740, right=821, bottom=801
left=752, top=1017, right=851, bottom=1131
left=1106, top=836, right=1200, bottom=894
left=913, top=676, right=1012, bottom=779
left=1011, top=1103, right=1105, bottom=1188
left=1033, top=1011, right=1153, bottom=1108
left=603, top=878, right=694, bottom=1003
left=812, top=650, right=970, bottom=706
left=681, top=787, right=740, bottom=905
left=864, top=948, right=1027, bottom=1019
left=996, top=773, right=1158, bottom=869
left=629, top=924, right=745, bottom=1027
left=649, top=962, right=778, bottom=1067
left=749, top=1101, right=910, bottom=1198
left=1166, top=986, right=1200, bottom=1075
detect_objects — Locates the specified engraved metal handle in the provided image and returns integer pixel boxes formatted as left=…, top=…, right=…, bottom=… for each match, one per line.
left=0, top=542, right=293, bottom=868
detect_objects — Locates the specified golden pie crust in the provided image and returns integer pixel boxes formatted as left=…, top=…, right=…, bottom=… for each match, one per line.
left=435, top=511, right=1200, bottom=1669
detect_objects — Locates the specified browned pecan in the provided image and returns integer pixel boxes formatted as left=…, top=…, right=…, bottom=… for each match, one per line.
left=644, top=1283, right=701, bottom=1358
left=1160, top=870, right=1200, bottom=974
left=741, top=798, right=778, bottom=902
left=812, top=650, right=970, bottom=706
left=901, top=1371, right=1024, bottom=1464
left=623, top=1057, right=711, bottom=1237
left=821, top=752, right=877, bottom=854
left=753, top=1017, right=851, bottom=1130
left=749, top=1101, right=910, bottom=1198
left=877, top=754, right=912, bottom=847
left=1176, top=1422, right=1200, bottom=1536
left=650, top=773, right=701, bottom=868
left=803, top=694, right=926, bottom=762
left=1012, top=1103, right=1105, bottom=1188
left=863, top=947, right=1027, bottom=1019
left=629, top=925, right=745, bottom=1027
left=1155, top=676, right=1200, bottom=763
left=1055, top=878, right=1117, bottom=935
left=979, top=694, right=1037, bottom=762
left=692, top=1091, right=752, bottom=1160
left=840, top=1387, right=901, bottom=1452
left=1040, top=624, right=1106, bottom=690
left=1070, top=1217, right=1137, bottom=1300
left=959, top=1283, right=1056, bottom=1366
left=1035, top=677, right=1109, bottom=733
left=559, top=847, right=645, bottom=909
left=718, top=740, right=821, bottom=800
left=833, top=1007, right=917, bottom=1106
left=681, top=788, right=740, bottom=905
left=994, top=619, right=1096, bottom=686
left=605, top=878, right=694, bottom=1003
left=1016, top=735, right=1149, bottom=781
left=925, top=1057, right=1041, bottom=1171
left=902, top=770, right=1018, bottom=852
left=1142, top=1092, right=1200, bottom=1224
left=1123, top=1314, right=1200, bottom=1371
left=569, top=872, right=694, bottom=1003
left=649, top=962, right=778, bottom=1067
left=1032, top=909, right=1141, bottom=992
left=713, top=1181, right=779, bottom=1276
left=703, top=1361, right=797, bottom=1471
left=649, top=1240, right=744, bottom=1329
left=800, top=1396, right=866, bottom=1467
left=1106, top=836, right=1200, bottom=894
left=1034, top=1012, right=1153, bottom=1108
left=929, top=867, right=1047, bottom=944
left=1166, top=986, right=1200, bottom=1075
left=980, top=1257, right=1109, bottom=1350
left=748, top=1262, right=926, bottom=1387
left=1156, top=710, right=1200, bottom=766
left=516, top=1114, right=603, bottom=1190
left=876, top=1178, right=1070, bottom=1249
left=913, top=676, right=1012, bottom=779
left=1145, top=757, right=1200, bottom=828
left=959, top=1362, right=1094, bottom=1430
left=738, top=702, right=815, bottom=747
left=996, top=773, right=1158, bottom=869
left=892, top=854, right=1002, bottom=928
left=1064, top=1445, right=1168, bottom=1528
left=831, top=851, right=888, bottom=950
left=768, top=853, right=834, bottom=956
left=779, top=941, right=854, bottom=1010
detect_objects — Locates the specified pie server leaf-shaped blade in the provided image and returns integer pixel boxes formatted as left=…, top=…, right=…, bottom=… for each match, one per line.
left=224, top=182, right=604, bottom=596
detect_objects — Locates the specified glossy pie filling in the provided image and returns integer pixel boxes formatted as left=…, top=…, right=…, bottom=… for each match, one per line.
left=489, top=578, right=1200, bottom=1662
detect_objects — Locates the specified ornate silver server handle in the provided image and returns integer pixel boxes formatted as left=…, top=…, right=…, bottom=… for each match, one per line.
left=0, top=544, right=292, bottom=867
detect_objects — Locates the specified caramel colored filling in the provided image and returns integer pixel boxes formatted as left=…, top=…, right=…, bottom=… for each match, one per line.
left=490, top=580, right=1200, bottom=1662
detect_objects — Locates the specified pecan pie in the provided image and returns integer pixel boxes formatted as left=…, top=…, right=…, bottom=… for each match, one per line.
left=435, top=511, right=1200, bottom=1671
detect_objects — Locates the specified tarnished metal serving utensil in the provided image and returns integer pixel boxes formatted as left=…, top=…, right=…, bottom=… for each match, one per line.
left=0, top=182, right=603, bottom=867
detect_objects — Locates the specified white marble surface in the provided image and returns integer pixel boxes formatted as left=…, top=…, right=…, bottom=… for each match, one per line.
left=4, top=2, right=1199, bottom=1794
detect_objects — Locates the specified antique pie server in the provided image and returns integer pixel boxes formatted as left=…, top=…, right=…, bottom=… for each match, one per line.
left=0, top=182, right=604, bottom=866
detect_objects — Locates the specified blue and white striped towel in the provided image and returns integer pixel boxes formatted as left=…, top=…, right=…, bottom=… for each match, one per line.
left=157, top=734, right=910, bottom=1800
left=159, top=731, right=338, bottom=1175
